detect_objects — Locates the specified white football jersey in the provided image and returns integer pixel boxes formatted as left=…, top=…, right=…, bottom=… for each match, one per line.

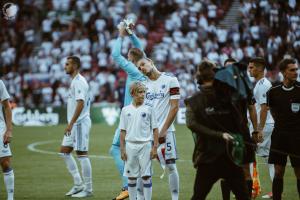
left=143, top=73, right=180, bottom=132
left=0, top=80, right=10, bottom=129
left=119, top=104, right=158, bottom=142
left=67, top=74, right=91, bottom=124
left=253, top=77, right=274, bottom=124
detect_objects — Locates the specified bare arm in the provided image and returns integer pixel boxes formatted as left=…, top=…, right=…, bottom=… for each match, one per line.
left=2, top=99, right=12, bottom=144
left=158, top=99, right=179, bottom=143
left=120, top=129, right=127, bottom=161
left=258, top=104, right=268, bottom=131
left=248, top=104, right=264, bottom=142
left=248, top=104, right=258, bottom=131
left=111, top=27, right=143, bottom=79
left=151, top=128, right=159, bottom=159
left=65, top=100, right=84, bottom=135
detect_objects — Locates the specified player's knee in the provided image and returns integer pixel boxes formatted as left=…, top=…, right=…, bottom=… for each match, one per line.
left=58, top=152, right=70, bottom=158
left=274, top=171, right=284, bottom=178
left=166, top=161, right=177, bottom=172
left=76, top=151, right=88, bottom=156
left=60, top=146, right=72, bottom=154
left=142, top=176, right=151, bottom=180
left=0, top=157, right=11, bottom=171
left=274, top=166, right=285, bottom=178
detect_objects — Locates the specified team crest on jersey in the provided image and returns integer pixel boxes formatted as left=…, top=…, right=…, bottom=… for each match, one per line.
left=291, top=103, right=300, bottom=113
left=141, top=112, right=146, bottom=118
left=127, top=113, right=131, bottom=117
left=161, top=84, right=166, bottom=89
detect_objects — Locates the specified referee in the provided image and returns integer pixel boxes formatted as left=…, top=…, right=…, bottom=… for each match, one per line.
left=267, top=58, right=300, bottom=200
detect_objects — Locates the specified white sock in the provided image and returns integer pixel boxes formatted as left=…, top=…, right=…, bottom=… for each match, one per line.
left=142, top=178, right=152, bottom=200
left=264, top=157, right=274, bottom=181
left=4, top=169, right=14, bottom=200
left=137, top=177, right=144, bottom=200
left=128, top=179, right=137, bottom=200
left=78, top=156, right=92, bottom=192
left=268, top=164, right=275, bottom=181
left=250, top=162, right=254, bottom=178
left=167, top=163, right=179, bottom=200
left=61, top=153, right=82, bottom=185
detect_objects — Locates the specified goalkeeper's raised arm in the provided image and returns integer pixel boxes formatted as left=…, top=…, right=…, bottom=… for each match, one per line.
left=111, top=22, right=145, bottom=77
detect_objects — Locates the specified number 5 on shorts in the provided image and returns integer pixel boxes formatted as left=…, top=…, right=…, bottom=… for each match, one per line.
left=166, top=142, right=172, bottom=151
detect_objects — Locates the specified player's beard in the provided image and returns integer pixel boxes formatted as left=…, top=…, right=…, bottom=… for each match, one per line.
left=146, top=68, right=154, bottom=77
left=65, top=68, right=74, bottom=75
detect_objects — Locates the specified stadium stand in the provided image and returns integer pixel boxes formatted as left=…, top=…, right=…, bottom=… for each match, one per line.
left=0, top=0, right=299, bottom=107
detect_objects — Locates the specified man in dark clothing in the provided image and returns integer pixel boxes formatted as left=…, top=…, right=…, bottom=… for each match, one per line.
left=217, top=61, right=258, bottom=200
left=185, top=60, right=250, bottom=200
left=267, top=58, right=300, bottom=200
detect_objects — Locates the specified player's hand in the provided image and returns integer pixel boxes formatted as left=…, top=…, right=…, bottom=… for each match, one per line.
left=121, top=149, right=127, bottom=161
left=64, top=124, right=73, bottom=136
left=118, top=23, right=127, bottom=37
left=3, top=129, right=12, bottom=144
left=158, top=132, right=167, bottom=144
left=222, top=133, right=234, bottom=142
left=158, top=137, right=166, bottom=144
left=251, top=131, right=263, bottom=143
left=150, top=147, right=157, bottom=159
left=257, top=131, right=264, bottom=143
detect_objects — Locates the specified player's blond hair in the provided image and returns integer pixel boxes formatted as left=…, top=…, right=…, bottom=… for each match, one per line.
left=128, top=48, right=144, bottom=64
left=130, top=82, right=146, bottom=96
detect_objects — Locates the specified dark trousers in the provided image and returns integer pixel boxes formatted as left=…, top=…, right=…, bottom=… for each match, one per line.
left=191, top=156, right=250, bottom=200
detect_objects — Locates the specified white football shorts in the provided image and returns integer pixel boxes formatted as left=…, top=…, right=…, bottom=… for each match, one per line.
left=124, top=141, right=152, bottom=178
left=164, top=131, right=178, bottom=160
left=256, top=123, right=274, bottom=157
left=0, top=127, right=12, bottom=158
left=62, top=117, right=91, bottom=151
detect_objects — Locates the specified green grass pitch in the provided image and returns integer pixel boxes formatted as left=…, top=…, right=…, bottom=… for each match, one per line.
left=0, top=124, right=298, bottom=199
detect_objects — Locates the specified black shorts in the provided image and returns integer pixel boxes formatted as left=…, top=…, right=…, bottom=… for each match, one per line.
left=268, top=131, right=300, bottom=167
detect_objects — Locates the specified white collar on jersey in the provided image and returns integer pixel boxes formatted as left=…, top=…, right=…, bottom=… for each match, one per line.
left=282, top=85, right=294, bottom=91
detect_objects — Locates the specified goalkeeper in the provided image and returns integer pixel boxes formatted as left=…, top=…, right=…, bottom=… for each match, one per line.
left=185, top=60, right=250, bottom=200
left=110, top=19, right=146, bottom=200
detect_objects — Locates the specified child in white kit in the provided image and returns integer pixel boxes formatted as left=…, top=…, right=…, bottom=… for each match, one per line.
left=119, top=82, right=158, bottom=200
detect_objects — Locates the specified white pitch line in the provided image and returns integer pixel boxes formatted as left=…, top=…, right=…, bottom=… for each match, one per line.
left=27, top=140, right=193, bottom=162
left=28, top=140, right=275, bottom=166
left=27, top=140, right=112, bottom=159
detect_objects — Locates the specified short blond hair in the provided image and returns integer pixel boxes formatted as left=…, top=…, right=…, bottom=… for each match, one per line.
left=128, top=48, right=144, bottom=64
left=130, top=82, right=146, bottom=96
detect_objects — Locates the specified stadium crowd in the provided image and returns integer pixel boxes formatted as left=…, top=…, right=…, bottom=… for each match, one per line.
left=0, top=0, right=299, bottom=108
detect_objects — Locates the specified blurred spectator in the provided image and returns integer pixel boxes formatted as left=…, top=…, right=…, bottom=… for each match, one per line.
left=0, top=0, right=299, bottom=107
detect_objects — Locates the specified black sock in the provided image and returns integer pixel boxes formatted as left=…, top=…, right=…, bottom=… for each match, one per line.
left=221, top=180, right=231, bottom=200
left=273, top=178, right=283, bottom=200
left=297, top=179, right=300, bottom=198
left=246, top=180, right=253, bottom=198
